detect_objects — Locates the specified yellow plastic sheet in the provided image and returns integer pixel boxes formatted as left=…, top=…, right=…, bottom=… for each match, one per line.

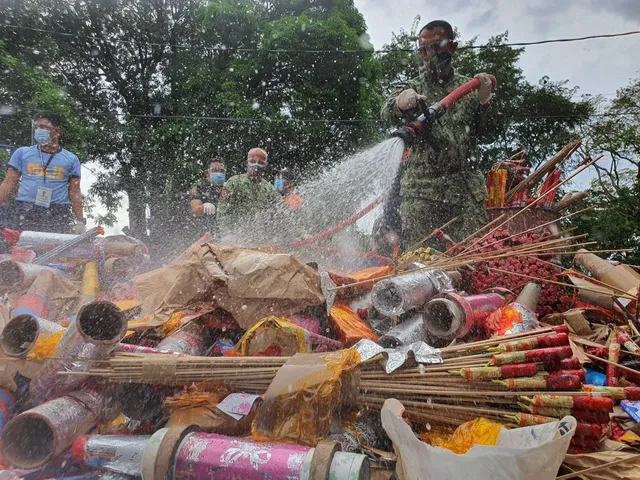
left=252, top=349, right=360, bottom=445
left=419, top=418, right=504, bottom=454
left=28, top=330, right=65, bottom=361
left=234, top=317, right=309, bottom=356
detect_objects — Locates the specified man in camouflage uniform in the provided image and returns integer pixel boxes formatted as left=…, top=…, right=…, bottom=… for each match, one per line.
left=217, top=147, right=281, bottom=232
left=381, top=20, right=498, bottom=249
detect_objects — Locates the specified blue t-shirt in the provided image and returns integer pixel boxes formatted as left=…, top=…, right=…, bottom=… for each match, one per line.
left=8, top=145, right=81, bottom=205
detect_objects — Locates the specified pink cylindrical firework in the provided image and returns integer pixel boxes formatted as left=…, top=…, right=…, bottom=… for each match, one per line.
left=1, top=388, right=109, bottom=469
left=0, top=314, right=64, bottom=358
left=29, top=301, right=127, bottom=403
left=141, top=428, right=369, bottom=480
left=12, top=292, right=50, bottom=318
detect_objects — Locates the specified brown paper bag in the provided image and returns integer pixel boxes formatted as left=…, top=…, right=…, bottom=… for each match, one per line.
left=135, top=244, right=324, bottom=330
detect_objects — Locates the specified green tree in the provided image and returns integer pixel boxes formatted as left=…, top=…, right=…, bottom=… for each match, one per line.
left=0, top=0, right=381, bottom=248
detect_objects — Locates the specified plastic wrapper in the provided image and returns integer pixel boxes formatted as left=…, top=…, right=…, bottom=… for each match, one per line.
left=618, top=330, right=640, bottom=353
left=253, top=350, right=360, bottom=445
left=419, top=418, right=503, bottom=454
left=1, top=388, right=110, bottom=469
left=328, top=302, right=378, bottom=347
left=371, top=269, right=453, bottom=317
left=382, top=399, right=576, bottom=480
left=29, top=302, right=127, bottom=403
left=352, top=339, right=442, bottom=373
left=234, top=317, right=310, bottom=356
left=71, top=435, right=149, bottom=476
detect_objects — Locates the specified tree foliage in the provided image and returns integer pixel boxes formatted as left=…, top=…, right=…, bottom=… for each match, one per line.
left=0, top=0, right=380, bottom=244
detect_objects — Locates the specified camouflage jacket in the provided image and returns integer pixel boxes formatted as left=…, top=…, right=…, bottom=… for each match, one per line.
left=217, top=173, right=281, bottom=221
left=381, top=70, right=499, bottom=205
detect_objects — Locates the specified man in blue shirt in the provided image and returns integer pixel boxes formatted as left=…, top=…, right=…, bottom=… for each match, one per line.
left=0, top=112, right=86, bottom=234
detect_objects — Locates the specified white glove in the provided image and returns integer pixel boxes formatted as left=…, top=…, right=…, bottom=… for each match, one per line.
left=202, top=203, right=216, bottom=215
left=74, top=221, right=86, bottom=235
left=395, top=88, right=427, bottom=111
left=475, top=73, right=494, bottom=105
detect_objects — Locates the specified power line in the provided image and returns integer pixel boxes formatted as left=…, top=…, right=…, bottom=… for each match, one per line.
left=4, top=24, right=640, bottom=55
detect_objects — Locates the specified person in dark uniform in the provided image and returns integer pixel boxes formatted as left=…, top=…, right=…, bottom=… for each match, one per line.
left=190, top=160, right=226, bottom=236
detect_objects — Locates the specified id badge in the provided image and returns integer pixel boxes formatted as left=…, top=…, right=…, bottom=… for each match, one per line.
left=35, top=186, right=53, bottom=208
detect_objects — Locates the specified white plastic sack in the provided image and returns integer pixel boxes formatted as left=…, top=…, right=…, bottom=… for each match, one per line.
left=381, top=398, right=576, bottom=480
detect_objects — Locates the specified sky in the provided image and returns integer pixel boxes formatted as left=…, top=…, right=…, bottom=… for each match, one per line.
left=87, top=0, right=640, bottom=234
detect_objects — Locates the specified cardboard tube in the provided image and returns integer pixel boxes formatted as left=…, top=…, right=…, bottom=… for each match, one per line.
left=514, top=283, right=541, bottom=312
left=575, top=249, right=640, bottom=294
left=0, top=261, right=60, bottom=290
left=1, top=388, right=107, bottom=469
left=71, top=434, right=151, bottom=477
left=29, top=301, right=127, bottom=403
left=77, top=261, right=100, bottom=309
left=0, top=314, right=64, bottom=357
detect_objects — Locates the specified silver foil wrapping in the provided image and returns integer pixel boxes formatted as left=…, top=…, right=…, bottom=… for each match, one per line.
left=30, top=302, right=126, bottom=404
left=155, top=321, right=209, bottom=356
left=371, top=269, right=453, bottom=317
left=379, top=313, right=428, bottom=348
left=502, top=303, right=540, bottom=336
left=76, top=434, right=150, bottom=476
left=0, top=314, right=65, bottom=358
left=1, top=388, right=108, bottom=469
left=352, top=339, right=442, bottom=373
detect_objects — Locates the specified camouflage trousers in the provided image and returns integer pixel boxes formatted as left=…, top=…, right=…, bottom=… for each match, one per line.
left=400, top=193, right=487, bottom=250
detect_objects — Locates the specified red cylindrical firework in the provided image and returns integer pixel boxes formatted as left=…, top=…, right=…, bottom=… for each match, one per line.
left=491, top=346, right=573, bottom=366
left=583, top=385, right=640, bottom=400
left=574, top=422, right=603, bottom=440
left=454, top=363, right=538, bottom=380
left=510, top=413, right=557, bottom=427
left=607, top=335, right=621, bottom=387
left=570, top=437, right=601, bottom=451
left=551, top=325, right=569, bottom=334
left=496, top=374, right=581, bottom=391
left=524, top=394, right=613, bottom=412
left=617, top=331, right=640, bottom=353
left=543, top=357, right=581, bottom=372
left=587, top=347, right=609, bottom=358
left=544, top=369, right=586, bottom=382
left=495, top=333, right=569, bottom=353
left=528, top=405, right=610, bottom=424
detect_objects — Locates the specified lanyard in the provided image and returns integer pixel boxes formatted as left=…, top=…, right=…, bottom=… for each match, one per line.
left=38, top=146, right=58, bottom=183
